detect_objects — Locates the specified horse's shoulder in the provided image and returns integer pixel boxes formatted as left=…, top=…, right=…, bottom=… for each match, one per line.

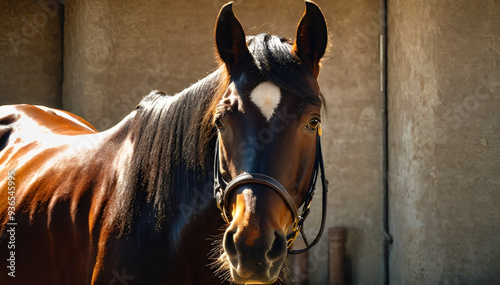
left=0, top=105, right=107, bottom=222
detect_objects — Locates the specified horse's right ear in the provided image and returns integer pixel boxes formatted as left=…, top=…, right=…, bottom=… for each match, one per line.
left=215, top=2, right=251, bottom=75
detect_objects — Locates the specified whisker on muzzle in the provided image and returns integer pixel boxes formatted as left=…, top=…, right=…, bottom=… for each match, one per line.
left=207, top=224, right=291, bottom=285
left=208, top=225, right=233, bottom=284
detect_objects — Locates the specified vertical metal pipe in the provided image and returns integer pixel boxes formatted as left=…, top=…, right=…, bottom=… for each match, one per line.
left=329, top=227, right=346, bottom=285
left=380, top=0, right=392, bottom=284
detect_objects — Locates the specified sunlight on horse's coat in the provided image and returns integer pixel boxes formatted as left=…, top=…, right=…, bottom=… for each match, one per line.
left=250, top=81, right=281, bottom=121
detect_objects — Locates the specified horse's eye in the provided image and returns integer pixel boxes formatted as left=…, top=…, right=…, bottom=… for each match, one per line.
left=306, top=118, right=320, bottom=131
left=214, top=117, right=224, bottom=130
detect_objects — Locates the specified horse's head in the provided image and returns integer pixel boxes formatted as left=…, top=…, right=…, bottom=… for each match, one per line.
left=211, top=1, right=328, bottom=283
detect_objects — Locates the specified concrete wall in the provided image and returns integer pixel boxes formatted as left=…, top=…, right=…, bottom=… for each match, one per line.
left=62, top=0, right=218, bottom=129
left=0, top=0, right=62, bottom=108
left=388, top=0, right=500, bottom=283
left=315, top=0, right=385, bottom=284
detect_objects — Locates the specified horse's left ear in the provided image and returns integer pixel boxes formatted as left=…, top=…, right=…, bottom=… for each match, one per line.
left=292, top=1, right=328, bottom=77
left=215, top=2, right=252, bottom=76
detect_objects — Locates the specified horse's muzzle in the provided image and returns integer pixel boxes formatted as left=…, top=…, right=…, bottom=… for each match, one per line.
left=222, top=185, right=289, bottom=284
left=224, top=229, right=286, bottom=284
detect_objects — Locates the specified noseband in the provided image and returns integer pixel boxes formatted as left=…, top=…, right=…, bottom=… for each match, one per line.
left=213, top=133, right=329, bottom=254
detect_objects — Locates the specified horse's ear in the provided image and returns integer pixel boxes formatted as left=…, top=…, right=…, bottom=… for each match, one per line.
left=292, top=1, right=328, bottom=77
left=215, top=2, right=251, bottom=76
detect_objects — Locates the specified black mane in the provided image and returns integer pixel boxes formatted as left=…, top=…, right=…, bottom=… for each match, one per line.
left=118, top=69, right=225, bottom=230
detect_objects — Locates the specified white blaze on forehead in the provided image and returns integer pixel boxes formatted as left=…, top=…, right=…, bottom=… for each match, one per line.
left=249, top=81, right=281, bottom=121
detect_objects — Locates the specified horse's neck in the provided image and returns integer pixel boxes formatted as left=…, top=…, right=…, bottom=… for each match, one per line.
left=68, top=72, right=226, bottom=281
left=99, top=68, right=223, bottom=233
left=83, top=74, right=225, bottom=275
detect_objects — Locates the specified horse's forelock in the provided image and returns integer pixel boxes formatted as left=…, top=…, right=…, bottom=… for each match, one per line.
left=247, top=33, right=323, bottom=105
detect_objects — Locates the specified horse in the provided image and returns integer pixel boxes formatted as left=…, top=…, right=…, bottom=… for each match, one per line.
left=0, top=1, right=328, bottom=284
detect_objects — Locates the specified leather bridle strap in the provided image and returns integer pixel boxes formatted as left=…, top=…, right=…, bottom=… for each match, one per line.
left=288, top=134, right=328, bottom=254
left=219, top=173, right=299, bottom=225
left=213, top=139, right=297, bottom=224
left=213, top=133, right=328, bottom=253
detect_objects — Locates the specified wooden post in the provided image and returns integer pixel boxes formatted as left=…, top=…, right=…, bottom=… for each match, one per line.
left=329, top=227, right=346, bottom=285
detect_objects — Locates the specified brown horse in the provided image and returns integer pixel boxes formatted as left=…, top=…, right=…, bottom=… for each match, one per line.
left=0, top=1, right=328, bottom=284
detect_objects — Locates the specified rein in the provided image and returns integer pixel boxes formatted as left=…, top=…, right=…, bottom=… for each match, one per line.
left=213, top=132, right=329, bottom=254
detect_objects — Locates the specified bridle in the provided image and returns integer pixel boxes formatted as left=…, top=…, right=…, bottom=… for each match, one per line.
left=213, top=131, right=329, bottom=254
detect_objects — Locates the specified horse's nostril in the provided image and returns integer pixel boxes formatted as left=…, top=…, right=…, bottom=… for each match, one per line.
left=224, top=229, right=238, bottom=257
left=266, top=231, right=287, bottom=261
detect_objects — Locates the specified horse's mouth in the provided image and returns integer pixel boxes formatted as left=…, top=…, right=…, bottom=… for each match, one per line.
left=227, top=257, right=284, bottom=284
left=230, top=267, right=279, bottom=284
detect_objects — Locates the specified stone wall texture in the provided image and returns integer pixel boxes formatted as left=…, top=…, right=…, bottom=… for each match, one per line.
left=1, top=0, right=499, bottom=284
left=0, top=0, right=62, bottom=108
left=388, top=0, right=500, bottom=283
